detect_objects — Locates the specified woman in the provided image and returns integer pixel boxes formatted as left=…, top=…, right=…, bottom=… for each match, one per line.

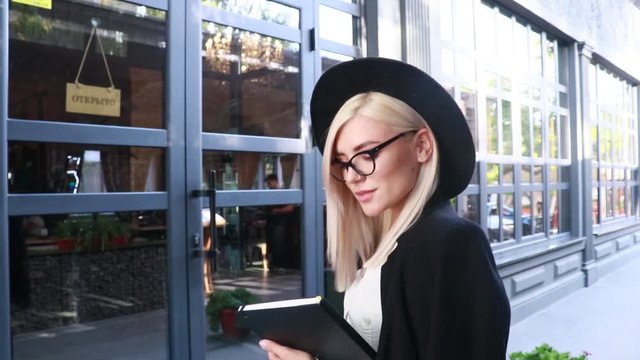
left=260, top=57, right=510, bottom=359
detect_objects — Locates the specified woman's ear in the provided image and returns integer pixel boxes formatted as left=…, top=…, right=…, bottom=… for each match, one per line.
left=414, top=128, right=433, bottom=163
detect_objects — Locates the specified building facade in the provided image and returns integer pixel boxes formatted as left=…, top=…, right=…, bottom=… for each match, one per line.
left=0, top=0, right=639, bottom=359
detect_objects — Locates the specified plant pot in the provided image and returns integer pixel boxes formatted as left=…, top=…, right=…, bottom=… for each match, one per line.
left=57, top=238, right=76, bottom=251
left=219, top=308, right=249, bottom=339
left=110, top=236, right=129, bottom=247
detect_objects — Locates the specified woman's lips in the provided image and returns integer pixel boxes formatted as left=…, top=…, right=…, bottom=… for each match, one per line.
left=354, top=189, right=375, bottom=202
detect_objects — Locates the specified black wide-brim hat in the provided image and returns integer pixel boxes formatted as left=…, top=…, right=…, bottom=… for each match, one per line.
left=310, top=57, right=475, bottom=199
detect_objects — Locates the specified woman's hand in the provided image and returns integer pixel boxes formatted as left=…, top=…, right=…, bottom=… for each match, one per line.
left=259, top=339, right=315, bottom=360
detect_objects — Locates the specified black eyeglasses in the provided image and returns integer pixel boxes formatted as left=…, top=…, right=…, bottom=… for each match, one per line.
left=330, top=131, right=416, bottom=182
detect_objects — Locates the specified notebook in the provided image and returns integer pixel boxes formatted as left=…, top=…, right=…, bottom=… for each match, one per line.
left=238, top=296, right=376, bottom=360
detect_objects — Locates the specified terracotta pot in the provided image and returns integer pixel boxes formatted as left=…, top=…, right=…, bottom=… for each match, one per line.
left=110, top=236, right=129, bottom=247
left=219, top=308, right=249, bottom=339
left=57, top=238, right=76, bottom=251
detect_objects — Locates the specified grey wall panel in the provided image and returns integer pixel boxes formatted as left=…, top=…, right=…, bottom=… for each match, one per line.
left=202, top=133, right=305, bottom=153
left=210, top=190, right=303, bottom=208
left=616, top=235, right=634, bottom=251
left=594, top=241, right=614, bottom=260
left=553, top=254, right=581, bottom=277
left=634, top=231, right=640, bottom=243
left=511, top=267, right=546, bottom=294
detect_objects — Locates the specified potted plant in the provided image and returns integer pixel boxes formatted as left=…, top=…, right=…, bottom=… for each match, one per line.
left=206, top=288, right=259, bottom=338
left=510, top=343, right=590, bottom=360
left=108, top=220, right=131, bottom=248
left=54, top=219, right=78, bottom=251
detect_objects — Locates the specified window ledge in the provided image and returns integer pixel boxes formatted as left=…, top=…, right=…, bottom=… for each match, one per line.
left=593, top=217, right=640, bottom=237
left=493, top=236, right=585, bottom=269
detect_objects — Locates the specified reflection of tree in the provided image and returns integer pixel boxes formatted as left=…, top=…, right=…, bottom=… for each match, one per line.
left=202, top=0, right=296, bottom=26
left=11, top=4, right=53, bottom=41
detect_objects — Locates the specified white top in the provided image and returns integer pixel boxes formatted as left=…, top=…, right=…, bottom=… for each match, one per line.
left=343, top=265, right=383, bottom=351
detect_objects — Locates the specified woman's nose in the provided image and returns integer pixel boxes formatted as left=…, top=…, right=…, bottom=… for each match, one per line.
left=344, top=166, right=363, bottom=183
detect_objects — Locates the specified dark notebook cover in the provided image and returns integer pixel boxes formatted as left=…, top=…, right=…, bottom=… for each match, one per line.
left=238, top=296, right=377, bottom=360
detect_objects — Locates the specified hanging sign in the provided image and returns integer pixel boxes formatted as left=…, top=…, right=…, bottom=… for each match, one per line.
left=66, top=83, right=121, bottom=117
left=66, top=25, right=121, bottom=117
left=11, top=0, right=52, bottom=10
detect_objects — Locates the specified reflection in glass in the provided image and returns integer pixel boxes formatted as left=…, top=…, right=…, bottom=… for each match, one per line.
left=549, top=190, right=560, bottom=234
left=10, top=211, right=168, bottom=359
left=521, top=165, right=531, bottom=183
left=202, top=23, right=301, bottom=138
left=502, top=100, right=512, bottom=155
left=202, top=0, right=299, bottom=28
left=319, top=5, right=355, bottom=45
left=487, top=163, right=499, bottom=185
left=529, top=30, right=543, bottom=76
left=592, top=187, right=600, bottom=224
left=522, top=191, right=544, bottom=235
left=460, top=89, right=478, bottom=150
left=478, top=2, right=496, bottom=59
left=486, top=98, right=498, bottom=154
left=461, top=194, right=480, bottom=225
left=206, top=204, right=302, bottom=356
left=320, top=50, right=352, bottom=73
left=9, top=1, right=166, bottom=127
left=549, top=112, right=558, bottom=158
left=487, top=193, right=515, bottom=242
left=8, top=142, right=165, bottom=194
left=203, top=151, right=301, bottom=190
left=546, top=38, right=557, bottom=82
left=533, top=108, right=543, bottom=157
left=521, top=105, right=531, bottom=156
left=502, top=164, right=514, bottom=184
left=533, top=165, right=543, bottom=183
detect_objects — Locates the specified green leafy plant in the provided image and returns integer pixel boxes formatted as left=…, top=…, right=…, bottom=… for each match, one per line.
left=510, top=343, right=590, bottom=360
left=205, top=288, right=259, bottom=332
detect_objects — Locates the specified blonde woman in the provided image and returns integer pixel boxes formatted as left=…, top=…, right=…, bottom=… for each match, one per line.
left=260, top=58, right=510, bottom=360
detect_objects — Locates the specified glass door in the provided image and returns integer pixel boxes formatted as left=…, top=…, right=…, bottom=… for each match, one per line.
left=5, top=0, right=173, bottom=359
left=183, top=1, right=318, bottom=358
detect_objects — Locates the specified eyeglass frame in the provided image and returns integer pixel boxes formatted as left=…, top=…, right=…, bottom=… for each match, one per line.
left=330, top=130, right=418, bottom=182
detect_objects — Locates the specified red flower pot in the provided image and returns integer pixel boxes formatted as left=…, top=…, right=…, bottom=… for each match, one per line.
left=219, top=308, right=249, bottom=339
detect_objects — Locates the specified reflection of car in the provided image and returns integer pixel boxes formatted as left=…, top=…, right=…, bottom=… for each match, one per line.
left=487, top=204, right=514, bottom=242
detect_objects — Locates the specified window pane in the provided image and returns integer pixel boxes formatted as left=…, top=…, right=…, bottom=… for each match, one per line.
left=10, top=211, right=168, bottom=359
left=549, top=112, right=558, bottom=158
left=533, top=165, right=544, bottom=183
left=532, top=191, right=544, bottom=234
left=502, top=164, right=514, bottom=184
left=9, top=1, right=166, bottom=128
left=461, top=89, right=478, bottom=150
left=319, top=5, right=355, bottom=45
left=487, top=163, right=499, bottom=185
left=487, top=97, right=498, bottom=154
left=545, top=37, right=557, bottom=82
left=529, top=30, right=543, bottom=76
left=533, top=108, right=543, bottom=157
left=502, top=193, right=515, bottom=241
left=521, top=105, right=531, bottom=156
left=560, top=189, right=570, bottom=233
left=502, top=100, right=512, bottom=155
left=460, top=194, right=480, bottom=225
left=522, top=192, right=532, bottom=236
left=202, top=23, right=300, bottom=138
left=592, top=187, right=600, bottom=224
left=453, top=0, right=475, bottom=49
left=521, top=165, right=531, bottom=183
left=440, top=0, right=453, bottom=42
left=203, top=151, right=301, bottom=190
left=202, top=0, right=300, bottom=28
left=549, top=190, right=559, bottom=234
left=320, top=50, right=352, bottom=73
left=9, top=142, right=164, bottom=194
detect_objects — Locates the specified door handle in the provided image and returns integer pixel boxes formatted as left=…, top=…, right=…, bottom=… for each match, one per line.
left=191, top=170, right=218, bottom=271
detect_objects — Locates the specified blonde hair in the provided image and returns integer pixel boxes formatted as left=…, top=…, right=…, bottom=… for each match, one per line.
left=323, top=92, right=440, bottom=291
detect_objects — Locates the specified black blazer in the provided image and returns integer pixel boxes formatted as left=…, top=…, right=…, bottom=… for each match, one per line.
left=378, top=199, right=511, bottom=359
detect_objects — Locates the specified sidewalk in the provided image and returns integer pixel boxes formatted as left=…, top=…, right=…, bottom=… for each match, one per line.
left=507, top=253, right=640, bottom=360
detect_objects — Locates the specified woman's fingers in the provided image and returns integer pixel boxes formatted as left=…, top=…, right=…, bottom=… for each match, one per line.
left=259, top=339, right=314, bottom=360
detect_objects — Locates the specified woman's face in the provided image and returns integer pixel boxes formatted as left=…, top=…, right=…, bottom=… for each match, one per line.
left=332, top=115, right=425, bottom=219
